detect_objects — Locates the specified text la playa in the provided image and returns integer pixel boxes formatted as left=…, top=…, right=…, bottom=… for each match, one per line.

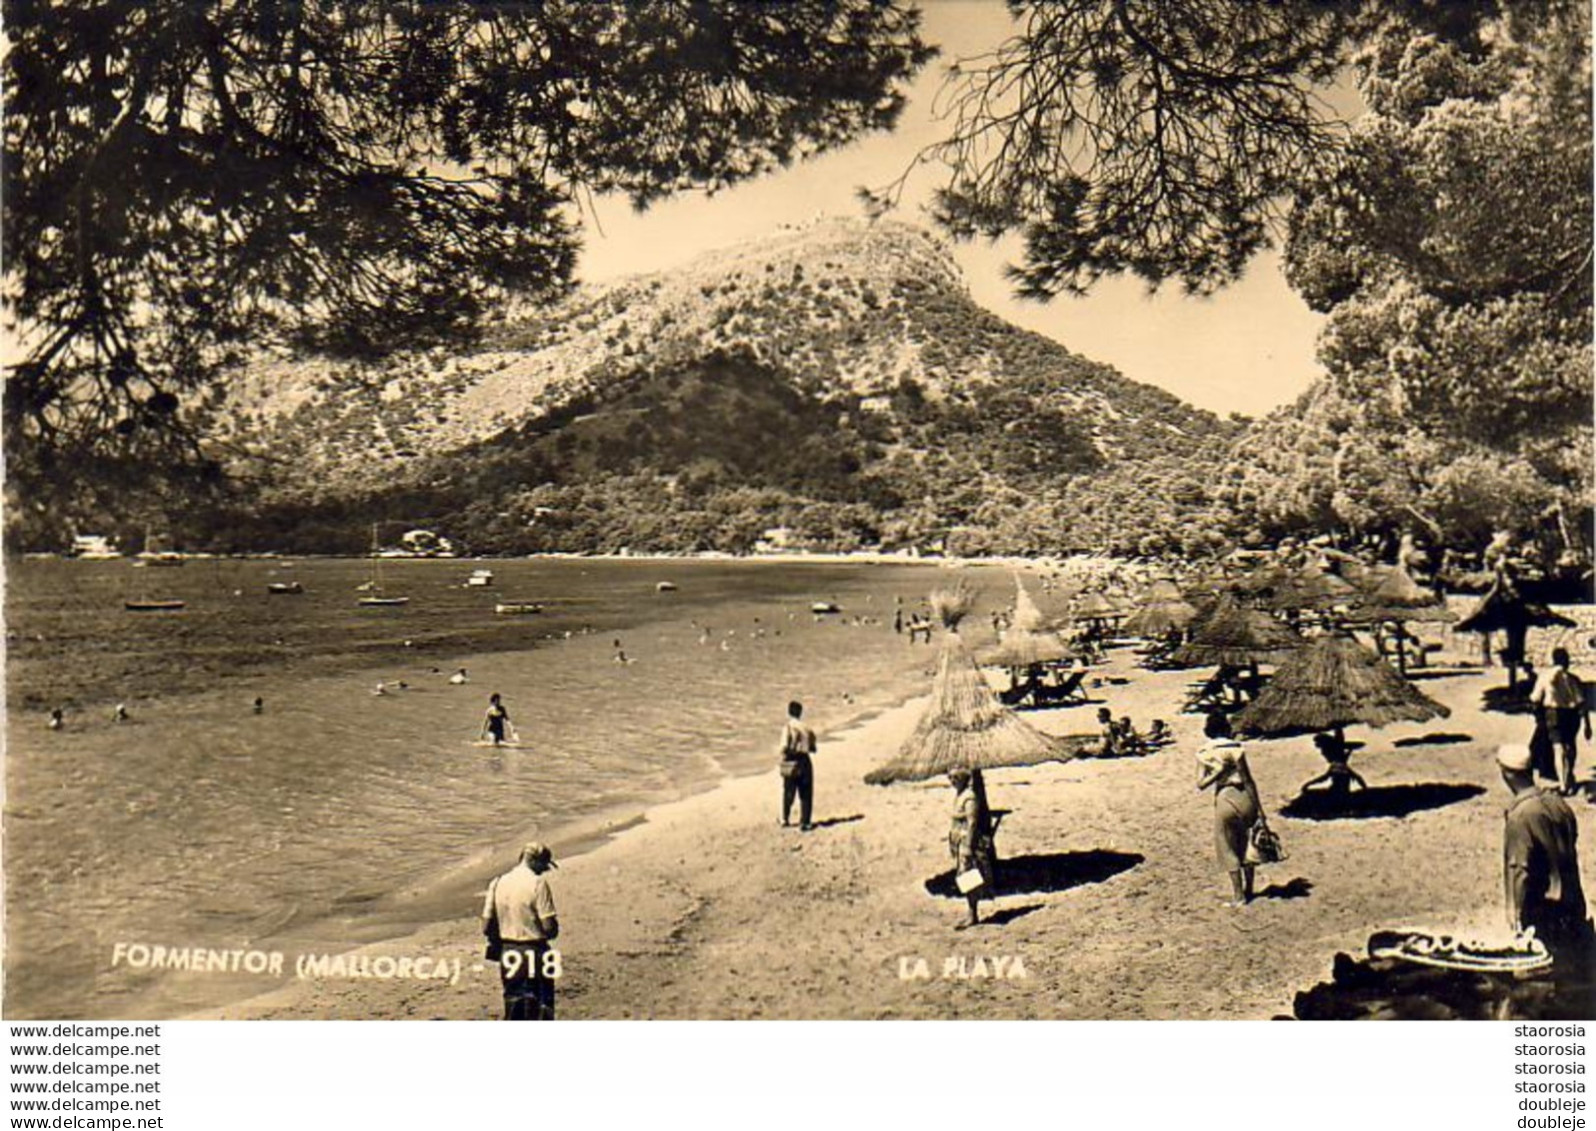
left=899, top=955, right=1029, bottom=981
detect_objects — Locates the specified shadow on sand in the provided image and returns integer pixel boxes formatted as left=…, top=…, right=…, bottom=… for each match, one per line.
left=1481, top=686, right=1536, bottom=716
left=1404, top=667, right=1479, bottom=682
left=1392, top=732, right=1474, bottom=748
left=1255, top=877, right=1313, bottom=901
left=1292, top=950, right=1596, bottom=1021
left=1281, top=782, right=1486, bottom=821
left=926, top=850, right=1143, bottom=900
left=982, top=903, right=1045, bottom=926
left=806, top=814, right=864, bottom=830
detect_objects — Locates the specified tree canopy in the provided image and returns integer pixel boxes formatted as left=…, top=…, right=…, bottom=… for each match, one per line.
left=3, top=0, right=932, bottom=511
left=1224, top=1, right=1592, bottom=558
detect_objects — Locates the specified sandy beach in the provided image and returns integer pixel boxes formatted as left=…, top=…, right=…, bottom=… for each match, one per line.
left=191, top=624, right=1596, bottom=1021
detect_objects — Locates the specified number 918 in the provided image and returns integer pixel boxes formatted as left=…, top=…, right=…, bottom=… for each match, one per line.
left=501, top=948, right=562, bottom=979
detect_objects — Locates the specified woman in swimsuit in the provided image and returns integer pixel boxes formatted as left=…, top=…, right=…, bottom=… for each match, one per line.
left=481, top=693, right=513, bottom=747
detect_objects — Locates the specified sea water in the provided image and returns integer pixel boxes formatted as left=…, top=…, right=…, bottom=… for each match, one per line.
left=4, top=557, right=1018, bottom=1019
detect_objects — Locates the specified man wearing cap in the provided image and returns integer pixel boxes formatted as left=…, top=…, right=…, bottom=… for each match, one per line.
left=1498, top=744, right=1592, bottom=964
left=482, top=842, right=560, bottom=1020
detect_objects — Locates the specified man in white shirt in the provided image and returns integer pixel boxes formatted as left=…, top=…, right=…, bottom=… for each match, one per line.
left=1531, top=648, right=1593, bottom=797
left=482, top=842, right=560, bottom=1020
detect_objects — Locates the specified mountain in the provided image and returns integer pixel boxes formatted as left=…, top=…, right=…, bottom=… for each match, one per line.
left=200, top=217, right=1239, bottom=556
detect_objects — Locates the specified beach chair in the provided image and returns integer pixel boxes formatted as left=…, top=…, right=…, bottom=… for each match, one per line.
left=998, top=674, right=1037, bottom=707
left=987, top=809, right=1012, bottom=871
left=1182, top=673, right=1228, bottom=713
left=1138, top=639, right=1179, bottom=670
left=1030, top=668, right=1089, bottom=707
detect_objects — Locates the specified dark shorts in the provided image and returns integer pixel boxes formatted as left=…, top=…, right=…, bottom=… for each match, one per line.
left=1552, top=707, right=1584, bottom=748
left=498, top=940, right=555, bottom=1020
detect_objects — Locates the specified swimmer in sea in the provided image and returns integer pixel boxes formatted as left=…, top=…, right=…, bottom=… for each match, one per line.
left=48, top=707, right=64, bottom=731
left=480, top=692, right=514, bottom=747
left=449, top=668, right=469, bottom=685
left=253, top=696, right=265, bottom=714
left=113, top=703, right=129, bottom=723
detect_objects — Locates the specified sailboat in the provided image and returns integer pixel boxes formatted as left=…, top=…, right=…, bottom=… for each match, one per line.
left=133, top=522, right=185, bottom=567
left=357, top=523, right=409, bottom=607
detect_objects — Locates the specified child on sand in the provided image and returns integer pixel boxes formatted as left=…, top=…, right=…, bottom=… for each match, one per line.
left=1300, top=732, right=1367, bottom=798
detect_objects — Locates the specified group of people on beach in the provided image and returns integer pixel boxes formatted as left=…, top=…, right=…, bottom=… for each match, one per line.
left=1191, top=683, right=1593, bottom=975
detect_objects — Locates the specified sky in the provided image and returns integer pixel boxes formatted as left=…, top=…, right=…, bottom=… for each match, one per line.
left=577, top=1, right=1330, bottom=419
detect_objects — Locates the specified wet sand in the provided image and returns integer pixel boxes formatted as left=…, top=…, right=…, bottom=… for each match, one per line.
left=194, top=634, right=1596, bottom=1020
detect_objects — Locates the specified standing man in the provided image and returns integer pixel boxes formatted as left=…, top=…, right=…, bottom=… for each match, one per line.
left=778, top=700, right=817, bottom=831
left=482, top=842, right=560, bottom=1020
left=1530, top=647, right=1593, bottom=796
left=1498, top=744, right=1592, bottom=966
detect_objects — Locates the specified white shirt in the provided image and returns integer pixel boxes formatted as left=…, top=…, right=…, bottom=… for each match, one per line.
left=484, top=865, right=557, bottom=942
left=1196, top=737, right=1247, bottom=791
left=1531, top=668, right=1586, bottom=711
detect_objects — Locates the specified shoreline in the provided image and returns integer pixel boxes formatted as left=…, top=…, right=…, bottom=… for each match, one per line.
left=181, top=694, right=933, bottom=1020
left=183, top=635, right=1593, bottom=1021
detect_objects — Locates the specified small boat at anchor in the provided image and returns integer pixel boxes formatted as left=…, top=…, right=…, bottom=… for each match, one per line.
left=495, top=602, right=544, bottom=615
left=125, top=599, right=186, bottom=612
left=465, top=569, right=495, bottom=588
left=357, top=522, right=409, bottom=607
left=267, top=581, right=304, bottom=595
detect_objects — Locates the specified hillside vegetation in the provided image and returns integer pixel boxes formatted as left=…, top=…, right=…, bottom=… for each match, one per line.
left=183, top=218, right=1237, bottom=556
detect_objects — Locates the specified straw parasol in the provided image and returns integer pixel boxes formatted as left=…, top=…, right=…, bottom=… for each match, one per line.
left=865, top=585, right=1082, bottom=785
left=1454, top=572, right=1576, bottom=690
left=983, top=629, right=1075, bottom=669
left=1274, top=564, right=1359, bottom=612
left=1143, top=577, right=1185, bottom=603
left=1072, top=590, right=1124, bottom=635
left=1350, top=563, right=1457, bottom=675
left=1010, top=574, right=1047, bottom=633
left=1236, top=634, right=1450, bottom=745
left=1123, top=596, right=1199, bottom=638
left=1233, top=561, right=1297, bottom=604
left=1171, top=592, right=1305, bottom=668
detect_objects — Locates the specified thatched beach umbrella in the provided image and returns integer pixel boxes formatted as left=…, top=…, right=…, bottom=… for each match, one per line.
left=1234, top=561, right=1297, bottom=605
left=1010, top=574, right=1049, bottom=634
left=865, top=586, right=1083, bottom=785
left=1072, top=590, right=1125, bottom=636
left=1171, top=592, right=1305, bottom=669
left=1455, top=573, right=1576, bottom=690
left=1123, top=596, right=1199, bottom=638
left=1277, top=564, right=1359, bottom=612
left=983, top=630, right=1074, bottom=669
left=1351, top=564, right=1457, bottom=675
left=1236, top=635, right=1450, bottom=748
left=1143, top=577, right=1185, bottom=603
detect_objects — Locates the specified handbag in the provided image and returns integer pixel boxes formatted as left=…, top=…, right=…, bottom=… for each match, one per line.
left=955, top=868, right=987, bottom=895
left=1246, top=821, right=1285, bottom=866
left=483, top=877, right=503, bottom=963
